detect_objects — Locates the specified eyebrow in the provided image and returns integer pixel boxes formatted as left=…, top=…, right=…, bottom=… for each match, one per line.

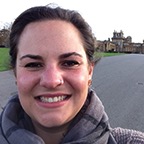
left=59, top=52, right=83, bottom=59
left=20, top=52, right=83, bottom=60
left=20, top=54, right=42, bottom=60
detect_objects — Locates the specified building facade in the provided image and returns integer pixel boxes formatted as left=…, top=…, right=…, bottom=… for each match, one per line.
left=97, top=31, right=144, bottom=54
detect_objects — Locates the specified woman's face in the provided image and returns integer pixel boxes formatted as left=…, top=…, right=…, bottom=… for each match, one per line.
left=16, top=20, right=94, bottom=128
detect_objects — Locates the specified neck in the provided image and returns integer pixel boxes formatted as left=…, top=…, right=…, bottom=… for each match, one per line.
left=32, top=121, right=70, bottom=144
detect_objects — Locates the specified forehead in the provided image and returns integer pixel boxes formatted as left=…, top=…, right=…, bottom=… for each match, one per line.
left=18, top=20, right=86, bottom=57
left=19, top=20, right=83, bottom=43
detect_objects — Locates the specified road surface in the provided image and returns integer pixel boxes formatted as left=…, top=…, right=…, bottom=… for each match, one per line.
left=0, top=54, right=144, bottom=132
left=0, top=70, right=17, bottom=110
left=93, top=54, right=144, bottom=132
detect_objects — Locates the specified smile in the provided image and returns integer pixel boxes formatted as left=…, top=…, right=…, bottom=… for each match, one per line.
left=39, top=96, right=67, bottom=103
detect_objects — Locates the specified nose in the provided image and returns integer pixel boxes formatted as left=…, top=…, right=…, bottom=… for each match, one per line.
left=40, top=66, right=64, bottom=88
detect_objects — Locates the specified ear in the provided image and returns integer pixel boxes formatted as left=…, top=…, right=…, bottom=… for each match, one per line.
left=88, top=63, right=94, bottom=80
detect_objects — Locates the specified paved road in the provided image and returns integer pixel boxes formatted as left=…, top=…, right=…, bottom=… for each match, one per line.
left=0, top=71, right=17, bottom=109
left=1, top=54, right=144, bottom=132
left=93, top=54, right=144, bottom=132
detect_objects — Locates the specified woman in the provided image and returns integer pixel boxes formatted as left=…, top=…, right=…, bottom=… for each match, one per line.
left=0, top=4, right=144, bottom=144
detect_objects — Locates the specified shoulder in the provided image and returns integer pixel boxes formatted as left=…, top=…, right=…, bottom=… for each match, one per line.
left=111, top=127, right=144, bottom=143
left=0, top=127, right=8, bottom=144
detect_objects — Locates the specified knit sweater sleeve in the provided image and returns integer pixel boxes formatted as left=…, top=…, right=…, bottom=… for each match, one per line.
left=111, top=127, right=144, bottom=143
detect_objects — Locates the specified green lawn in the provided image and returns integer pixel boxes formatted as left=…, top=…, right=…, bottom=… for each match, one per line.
left=0, top=48, right=10, bottom=71
left=0, top=49, right=125, bottom=72
left=96, top=52, right=125, bottom=57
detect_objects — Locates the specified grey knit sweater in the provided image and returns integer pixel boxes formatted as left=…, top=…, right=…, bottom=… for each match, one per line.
left=111, top=127, right=144, bottom=143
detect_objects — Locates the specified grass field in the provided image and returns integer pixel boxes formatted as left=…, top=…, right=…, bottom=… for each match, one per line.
left=94, top=52, right=125, bottom=60
left=0, top=48, right=10, bottom=71
left=100, top=52, right=125, bottom=57
left=0, top=48, right=125, bottom=72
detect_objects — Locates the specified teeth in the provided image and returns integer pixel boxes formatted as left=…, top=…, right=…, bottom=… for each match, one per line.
left=40, top=96, right=67, bottom=103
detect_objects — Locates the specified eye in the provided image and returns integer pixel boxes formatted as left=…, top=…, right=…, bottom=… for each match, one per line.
left=25, top=62, right=43, bottom=69
left=62, top=60, right=80, bottom=67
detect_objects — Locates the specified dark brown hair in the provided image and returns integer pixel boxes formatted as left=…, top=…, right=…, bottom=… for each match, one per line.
left=10, top=4, right=97, bottom=69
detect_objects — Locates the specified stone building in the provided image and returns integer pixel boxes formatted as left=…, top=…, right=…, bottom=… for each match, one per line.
left=97, top=30, right=144, bottom=54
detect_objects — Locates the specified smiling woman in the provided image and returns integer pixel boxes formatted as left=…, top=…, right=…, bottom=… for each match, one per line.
left=0, top=4, right=144, bottom=144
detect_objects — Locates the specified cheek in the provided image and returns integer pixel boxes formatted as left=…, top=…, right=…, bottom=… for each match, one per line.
left=16, top=71, right=39, bottom=94
left=67, top=69, right=90, bottom=115
left=67, top=69, right=90, bottom=90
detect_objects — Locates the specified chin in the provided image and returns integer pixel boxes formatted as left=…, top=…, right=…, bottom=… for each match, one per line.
left=37, top=116, right=69, bottom=128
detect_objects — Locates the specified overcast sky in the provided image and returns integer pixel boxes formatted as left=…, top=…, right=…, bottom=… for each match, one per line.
left=0, top=0, right=144, bottom=43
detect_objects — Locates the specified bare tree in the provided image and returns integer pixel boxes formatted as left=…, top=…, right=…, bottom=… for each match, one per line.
left=0, top=22, right=11, bottom=47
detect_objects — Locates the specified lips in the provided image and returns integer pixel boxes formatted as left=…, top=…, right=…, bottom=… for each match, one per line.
left=35, top=94, right=71, bottom=103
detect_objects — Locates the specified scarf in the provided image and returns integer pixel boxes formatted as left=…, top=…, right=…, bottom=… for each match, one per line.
left=0, top=89, right=116, bottom=144
left=61, top=89, right=116, bottom=143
